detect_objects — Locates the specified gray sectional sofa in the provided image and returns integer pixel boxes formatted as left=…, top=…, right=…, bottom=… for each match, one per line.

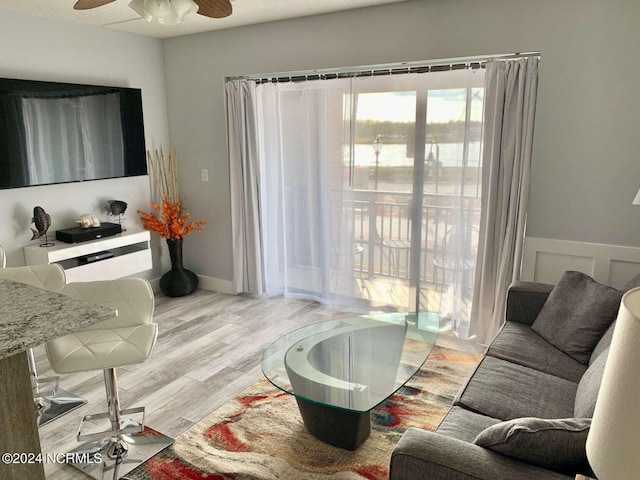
left=389, top=271, right=633, bottom=480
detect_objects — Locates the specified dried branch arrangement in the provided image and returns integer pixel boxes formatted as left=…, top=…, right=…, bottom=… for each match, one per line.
left=147, top=149, right=180, bottom=203
left=137, top=148, right=207, bottom=240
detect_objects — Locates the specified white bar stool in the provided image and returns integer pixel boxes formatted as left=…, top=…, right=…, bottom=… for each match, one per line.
left=0, top=263, right=87, bottom=426
left=45, top=278, right=173, bottom=480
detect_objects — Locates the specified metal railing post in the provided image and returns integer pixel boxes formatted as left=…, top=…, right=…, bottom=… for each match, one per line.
left=368, top=193, right=377, bottom=279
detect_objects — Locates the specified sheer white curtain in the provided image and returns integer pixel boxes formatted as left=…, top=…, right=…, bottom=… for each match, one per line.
left=227, top=68, right=488, bottom=315
left=256, top=79, right=357, bottom=306
left=416, top=69, right=485, bottom=338
left=21, top=93, right=123, bottom=184
left=471, top=56, right=540, bottom=345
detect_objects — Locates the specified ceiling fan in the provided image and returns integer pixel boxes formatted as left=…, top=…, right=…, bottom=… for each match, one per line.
left=73, top=0, right=233, bottom=23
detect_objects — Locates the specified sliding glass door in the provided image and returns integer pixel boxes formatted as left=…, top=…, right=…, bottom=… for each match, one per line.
left=350, top=69, right=484, bottom=336
left=255, top=66, right=484, bottom=336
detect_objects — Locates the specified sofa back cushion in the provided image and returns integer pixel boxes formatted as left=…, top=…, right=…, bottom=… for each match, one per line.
left=575, top=347, right=609, bottom=418
left=531, top=271, right=622, bottom=364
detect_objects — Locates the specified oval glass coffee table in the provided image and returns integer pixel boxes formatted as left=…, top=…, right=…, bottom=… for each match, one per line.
left=261, top=311, right=439, bottom=450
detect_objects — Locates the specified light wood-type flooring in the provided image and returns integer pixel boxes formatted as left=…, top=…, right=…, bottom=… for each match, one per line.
left=34, top=288, right=482, bottom=479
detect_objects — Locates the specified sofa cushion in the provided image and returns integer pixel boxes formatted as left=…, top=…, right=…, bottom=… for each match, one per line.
left=487, top=322, right=587, bottom=382
left=473, top=417, right=591, bottom=474
left=455, top=356, right=578, bottom=421
left=505, top=281, right=555, bottom=326
left=531, top=271, right=622, bottom=364
left=391, top=428, right=578, bottom=480
left=575, top=347, right=609, bottom=418
left=436, top=406, right=502, bottom=443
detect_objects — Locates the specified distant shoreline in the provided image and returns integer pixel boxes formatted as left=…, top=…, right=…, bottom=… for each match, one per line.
left=351, top=142, right=482, bottom=168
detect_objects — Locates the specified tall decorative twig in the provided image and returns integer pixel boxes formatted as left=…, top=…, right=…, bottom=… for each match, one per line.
left=138, top=148, right=207, bottom=240
left=147, top=149, right=177, bottom=201
left=168, top=149, right=178, bottom=204
left=146, top=150, right=162, bottom=202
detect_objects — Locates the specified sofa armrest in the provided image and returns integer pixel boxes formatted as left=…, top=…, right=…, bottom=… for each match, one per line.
left=505, top=281, right=554, bottom=326
left=390, top=428, right=573, bottom=480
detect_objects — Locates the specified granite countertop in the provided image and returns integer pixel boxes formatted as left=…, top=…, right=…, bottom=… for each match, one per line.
left=0, top=278, right=116, bottom=361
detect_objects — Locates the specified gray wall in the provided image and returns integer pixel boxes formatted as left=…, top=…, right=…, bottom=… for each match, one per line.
left=164, top=0, right=640, bottom=286
left=0, top=10, right=170, bottom=275
left=0, top=0, right=636, bottom=286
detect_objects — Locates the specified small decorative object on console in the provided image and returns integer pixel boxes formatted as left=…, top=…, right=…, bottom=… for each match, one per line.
left=76, top=213, right=101, bottom=229
left=30, top=206, right=54, bottom=247
left=138, top=148, right=207, bottom=297
left=106, top=200, right=128, bottom=229
left=106, top=200, right=128, bottom=217
left=31, top=206, right=51, bottom=239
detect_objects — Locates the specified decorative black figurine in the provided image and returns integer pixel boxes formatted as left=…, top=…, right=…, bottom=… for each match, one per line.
left=106, top=200, right=128, bottom=230
left=30, top=206, right=54, bottom=247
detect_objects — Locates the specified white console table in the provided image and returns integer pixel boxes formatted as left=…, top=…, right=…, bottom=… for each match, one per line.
left=24, top=227, right=152, bottom=283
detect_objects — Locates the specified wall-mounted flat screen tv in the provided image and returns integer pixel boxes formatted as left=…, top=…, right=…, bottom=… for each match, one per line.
left=0, top=78, right=147, bottom=189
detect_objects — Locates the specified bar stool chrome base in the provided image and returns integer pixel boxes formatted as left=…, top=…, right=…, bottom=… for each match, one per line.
left=68, top=422, right=173, bottom=480
left=67, top=370, right=173, bottom=480
left=30, top=348, right=87, bottom=426
left=36, top=388, right=87, bottom=427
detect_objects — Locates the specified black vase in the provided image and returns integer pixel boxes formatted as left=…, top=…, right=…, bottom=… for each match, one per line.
left=159, top=238, right=198, bottom=297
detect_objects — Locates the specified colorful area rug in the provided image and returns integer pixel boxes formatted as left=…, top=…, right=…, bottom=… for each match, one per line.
left=127, top=346, right=481, bottom=480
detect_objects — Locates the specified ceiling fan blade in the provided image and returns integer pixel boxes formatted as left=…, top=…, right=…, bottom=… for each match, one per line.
left=73, top=0, right=116, bottom=10
left=196, top=0, right=232, bottom=19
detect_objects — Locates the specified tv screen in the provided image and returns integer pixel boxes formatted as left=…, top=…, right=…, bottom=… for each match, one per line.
left=0, top=78, right=147, bottom=189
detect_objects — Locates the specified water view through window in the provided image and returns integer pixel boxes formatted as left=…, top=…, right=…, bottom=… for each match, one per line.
left=348, top=74, right=484, bottom=337
left=256, top=67, right=484, bottom=339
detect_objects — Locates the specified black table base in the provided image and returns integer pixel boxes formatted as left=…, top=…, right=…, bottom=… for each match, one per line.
left=295, top=397, right=370, bottom=450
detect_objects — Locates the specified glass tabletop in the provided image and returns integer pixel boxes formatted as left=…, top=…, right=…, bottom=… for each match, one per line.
left=260, top=311, right=439, bottom=413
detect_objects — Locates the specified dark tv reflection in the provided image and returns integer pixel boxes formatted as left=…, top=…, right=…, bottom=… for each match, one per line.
left=0, top=78, right=147, bottom=189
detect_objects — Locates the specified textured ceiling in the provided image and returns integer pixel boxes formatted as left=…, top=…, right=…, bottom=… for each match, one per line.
left=0, top=0, right=407, bottom=39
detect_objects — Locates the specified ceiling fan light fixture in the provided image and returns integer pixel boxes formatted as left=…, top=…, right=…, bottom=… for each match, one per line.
left=170, top=0, right=200, bottom=21
left=129, top=0, right=199, bottom=24
left=129, top=0, right=153, bottom=21
left=145, top=0, right=171, bottom=17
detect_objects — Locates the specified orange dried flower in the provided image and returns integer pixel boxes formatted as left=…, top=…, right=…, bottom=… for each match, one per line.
left=138, top=195, right=206, bottom=239
left=137, top=149, right=207, bottom=239
left=138, top=195, right=207, bottom=240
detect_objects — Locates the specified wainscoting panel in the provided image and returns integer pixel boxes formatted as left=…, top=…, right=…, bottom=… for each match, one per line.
left=522, top=237, right=640, bottom=289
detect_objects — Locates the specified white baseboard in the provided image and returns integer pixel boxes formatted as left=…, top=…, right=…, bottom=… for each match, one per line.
left=522, top=237, right=640, bottom=289
left=196, top=275, right=237, bottom=295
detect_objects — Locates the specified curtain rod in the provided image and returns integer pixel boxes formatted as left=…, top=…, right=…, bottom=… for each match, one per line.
left=225, top=52, right=540, bottom=85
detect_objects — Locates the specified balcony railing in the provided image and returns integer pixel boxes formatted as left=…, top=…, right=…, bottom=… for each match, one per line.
left=353, top=189, right=480, bottom=287
left=284, top=185, right=479, bottom=313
